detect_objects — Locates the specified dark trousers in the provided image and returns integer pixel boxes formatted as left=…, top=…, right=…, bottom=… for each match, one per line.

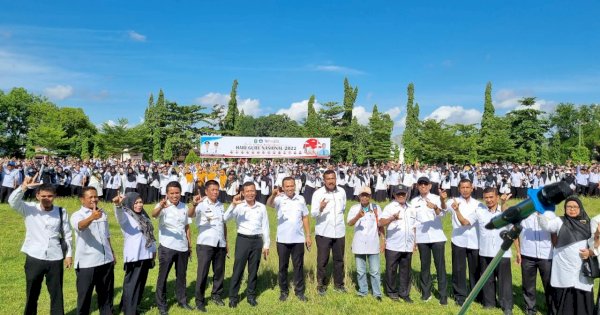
left=521, top=255, right=552, bottom=314
left=195, top=244, right=226, bottom=305
left=451, top=244, right=479, bottom=303
left=588, top=183, right=599, bottom=197
left=229, top=234, right=263, bottom=300
left=155, top=245, right=189, bottom=310
left=277, top=242, right=305, bottom=295
left=553, top=287, right=594, bottom=315
left=316, top=235, right=345, bottom=289
left=0, top=186, right=14, bottom=203
left=417, top=242, right=447, bottom=299
left=76, top=262, right=114, bottom=315
left=384, top=249, right=412, bottom=299
left=121, top=259, right=152, bottom=315
left=71, top=185, right=83, bottom=198
left=480, top=256, right=513, bottom=311
left=24, top=255, right=64, bottom=315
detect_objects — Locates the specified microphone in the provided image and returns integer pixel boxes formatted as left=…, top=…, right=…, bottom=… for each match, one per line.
left=485, top=181, right=572, bottom=230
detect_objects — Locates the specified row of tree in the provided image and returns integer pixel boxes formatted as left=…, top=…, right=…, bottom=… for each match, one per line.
left=402, top=82, right=600, bottom=164
left=1, top=79, right=598, bottom=164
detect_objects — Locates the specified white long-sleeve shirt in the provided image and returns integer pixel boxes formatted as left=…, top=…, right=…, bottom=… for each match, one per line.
left=381, top=201, right=417, bottom=252
left=448, top=196, right=482, bottom=249
left=538, top=212, right=593, bottom=291
left=9, top=187, right=73, bottom=260
left=193, top=198, right=227, bottom=248
left=224, top=201, right=270, bottom=249
left=411, top=193, right=447, bottom=243
left=115, top=206, right=156, bottom=262
left=311, top=186, right=347, bottom=239
left=71, top=206, right=114, bottom=268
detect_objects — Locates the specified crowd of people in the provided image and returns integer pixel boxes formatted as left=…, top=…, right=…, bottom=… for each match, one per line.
left=3, top=156, right=600, bottom=315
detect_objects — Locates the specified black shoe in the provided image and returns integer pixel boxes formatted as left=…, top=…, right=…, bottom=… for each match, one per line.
left=440, top=297, right=448, bottom=305
left=388, top=295, right=399, bottom=301
left=196, top=303, right=207, bottom=312
left=279, top=292, right=289, bottom=302
left=421, top=295, right=432, bottom=302
left=177, top=303, right=194, bottom=310
left=455, top=300, right=464, bottom=307
left=334, top=286, right=347, bottom=293
left=318, top=288, right=326, bottom=296
left=297, top=294, right=308, bottom=302
left=401, top=296, right=414, bottom=303
left=376, top=296, right=382, bottom=302
left=211, top=296, right=225, bottom=306
left=229, top=299, right=238, bottom=308
left=159, top=309, right=168, bottom=315
left=247, top=296, right=258, bottom=307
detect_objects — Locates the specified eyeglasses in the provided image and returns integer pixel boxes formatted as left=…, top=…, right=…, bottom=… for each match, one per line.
left=565, top=205, right=580, bottom=210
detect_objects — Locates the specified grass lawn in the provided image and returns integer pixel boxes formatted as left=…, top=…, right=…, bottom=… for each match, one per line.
left=1, top=196, right=599, bottom=315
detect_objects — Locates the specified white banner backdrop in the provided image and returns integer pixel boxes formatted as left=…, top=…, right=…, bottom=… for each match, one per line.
left=199, top=136, right=331, bottom=159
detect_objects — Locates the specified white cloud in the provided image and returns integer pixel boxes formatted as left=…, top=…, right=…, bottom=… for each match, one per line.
left=396, top=114, right=406, bottom=129
left=195, top=92, right=261, bottom=117
left=128, top=30, right=146, bottom=42
left=43, top=84, right=74, bottom=100
left=352, top=106, right=371, bottom=125
left=276, top=99, right=322, bottom=122
left=426, top=106, right=482, bottom=125
left=313, top=64, right=365, bottom=75
left=495, top=89, right=557, bottom=113
left=385, top=107, right=402, bottom=120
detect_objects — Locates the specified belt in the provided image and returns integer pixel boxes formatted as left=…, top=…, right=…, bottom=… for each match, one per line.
left=238, top=233, right=261, bottom=239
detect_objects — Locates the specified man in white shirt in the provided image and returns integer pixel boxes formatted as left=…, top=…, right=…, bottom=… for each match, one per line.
left=447, top=178, right=482, bottom=306
left=518, top=207, right=554, bottom=315
left=347, top=187, right=385, bottom=300
left=224, top=182, right=270, bottom=308
left=152, top=181, right=193, bottom=314
left=9, top=179, right=73, bottom=315
left=378, top=187, right=416, bottom=303
left=412, top=176, right=448, bottom=305
left=70, top=186, right=115, bottom=315
left=1, top=161, right=19, bottom=203
left=454, top=187, right=514, bottom=314
left=188, top=180, right=228, bottom=312
left=311, top=170, right=347, bottom=295
left=267, top=176, right=311, bottom=302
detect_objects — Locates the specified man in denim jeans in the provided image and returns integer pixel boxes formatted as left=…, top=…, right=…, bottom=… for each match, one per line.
left=347, top=187, right=385, bottom=301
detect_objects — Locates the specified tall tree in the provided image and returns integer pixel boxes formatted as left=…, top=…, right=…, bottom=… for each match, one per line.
left=402, top=83, right=420, bottom=163
left=222, top=79, right=239, bottom=133
left=506, top=97, right=549, bottom=163
left=0, top=88, right=37, bottom=157
left=349, top=116, right=370, bottom=164
left=480, top=82, right=495, bottom=134
left=341, top=78, right=358, bottom=126
left=368, top=105, right=393, bottom=162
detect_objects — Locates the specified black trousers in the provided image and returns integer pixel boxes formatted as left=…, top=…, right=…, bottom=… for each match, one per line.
left=136, top=183, right=149, bottom=203
left=480, top=256, right=513, bottom=311
left=121, top=259, right=152, bottom=315
left=588, top=183, right=599, bottom=197
left=521, top=255, right=552, bottom=314
left=277, top=242, right=305, bottom=295
left=229, top=234, right=263, bottom=300
left=76, top=262, right=114, bottom=315
left=0, top=186, right=14, bottom=203
left=384, top=249, right=412, bottom=299
left=24, top=255, right=64, bottom=315
left=451, top=244, right=480, bottom=303
left=195, top=244, right=226, bottom=305
left=316, top=235, right=345, bottom=289
left=155, top=245, right=189, bottom=310
left=417, top=242, right=447, bottom=299
left=553, top=287, right=594, bottom=315
left=71, top=185, right=83, bottom=198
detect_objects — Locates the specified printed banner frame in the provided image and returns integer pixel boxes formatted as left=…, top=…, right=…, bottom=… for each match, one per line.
left=199, top=136, right=331, bottom=159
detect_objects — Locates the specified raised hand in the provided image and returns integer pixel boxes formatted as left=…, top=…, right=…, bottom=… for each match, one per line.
left=319, top=198, right=329, bottom=212
left=159, top=196, right=168, bottom=209
left=232, top=193, right=243, bottom=205
left=440, top=189, right=448, bottom=201
left=20, top=176, right=42, bottom=191
left=451, top=198, right=459, bottom=212
left=112, top=194, right=124, bottom=206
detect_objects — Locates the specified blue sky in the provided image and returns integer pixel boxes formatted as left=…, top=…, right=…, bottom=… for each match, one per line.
left=1, top=1, right=599, bottom=134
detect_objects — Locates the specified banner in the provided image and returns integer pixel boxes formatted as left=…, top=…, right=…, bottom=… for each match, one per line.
left=199, top=136, right=331, bottom=159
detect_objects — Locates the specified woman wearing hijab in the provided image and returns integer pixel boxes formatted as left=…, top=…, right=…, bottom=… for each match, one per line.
left=125, top=167, right=138, bottom=193
left=539, top=196, right=595, bottom=315
left=148, top=166, right=160, bottom=203
left=113, top=192, right=157, bottom=315
left=136, top=164, right=150, bottom=203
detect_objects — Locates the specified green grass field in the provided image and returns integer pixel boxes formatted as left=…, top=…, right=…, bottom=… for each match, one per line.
left=1, top=196, right=599, bottom=315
